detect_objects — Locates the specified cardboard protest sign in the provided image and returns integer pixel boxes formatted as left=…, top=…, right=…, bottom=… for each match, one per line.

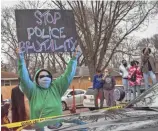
left=15, top=9, right=77, bottom=53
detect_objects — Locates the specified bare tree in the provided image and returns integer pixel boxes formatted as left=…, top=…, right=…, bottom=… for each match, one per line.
left=138, top=34, right=158, bottom=61
left=1, top=0, right=78, bottom=77
left=51, top=1, right=158, bottom=79
left=151, top=34, right=158, bottom=49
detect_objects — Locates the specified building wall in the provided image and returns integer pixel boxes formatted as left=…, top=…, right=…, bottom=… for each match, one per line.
left=11, top=80, right=19, bottom=85
left=70, top=76, right=92, bottom=90
left=115, top=76, right=122, bottom=85
left=1, top=86, right=16, bottom=99
left=1, top=80, right=18, bottom=99
left=1, top=80, right=18, bottom=86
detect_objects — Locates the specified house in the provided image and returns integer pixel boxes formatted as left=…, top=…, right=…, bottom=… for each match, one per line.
left=1, top=71, right=19, bottom=86
left=1, top=62, right=158, bottom=99
left=1, top=71, right=19, bottom=99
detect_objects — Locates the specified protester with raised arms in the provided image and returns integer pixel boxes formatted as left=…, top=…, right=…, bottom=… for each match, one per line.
left=141, top=47, right=157, bottom=90
left=16, top=47, right=80, bottom=119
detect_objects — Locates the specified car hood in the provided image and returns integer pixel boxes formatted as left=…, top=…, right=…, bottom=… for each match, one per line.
left=20, top=82, right=158, bottom=131
left=61, top=96, right=67, bottom=100
left=22, top=108, right=158, bottom=131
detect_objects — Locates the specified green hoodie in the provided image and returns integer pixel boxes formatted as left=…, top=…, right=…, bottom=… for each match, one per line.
left=18, top=54, right=77, bottom=119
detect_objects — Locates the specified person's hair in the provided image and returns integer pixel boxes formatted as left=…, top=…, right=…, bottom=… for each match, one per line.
left=11, top=86, right=26, bottom=122
left=130, top=60, right=139, bottom=66
left=36, top=69, right=52, bottom=85
left=134, top=60, right=139, bottom=65
left=142, top=47, right=151, bottom=54
left=122, top=59, right=127, bottom=63
left=130, top=61, right=135, bottom=66
left=96, top=69, right=101, bottom=73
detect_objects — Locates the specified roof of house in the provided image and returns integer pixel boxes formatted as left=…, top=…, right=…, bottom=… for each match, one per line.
left=1, top=71, right=18, bottom=80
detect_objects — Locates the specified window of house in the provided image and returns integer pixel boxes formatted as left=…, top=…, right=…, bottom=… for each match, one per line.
left=4, top=80, right=11, bottom=86
left=1, top=81, right=4, bottom=86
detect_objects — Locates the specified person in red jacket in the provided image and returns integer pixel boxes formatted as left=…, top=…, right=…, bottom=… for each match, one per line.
left=128, top=60, right=143, bottom=101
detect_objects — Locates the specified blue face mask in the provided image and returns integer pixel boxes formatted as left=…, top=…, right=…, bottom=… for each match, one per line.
left=38, top=77, right=51, bottom=88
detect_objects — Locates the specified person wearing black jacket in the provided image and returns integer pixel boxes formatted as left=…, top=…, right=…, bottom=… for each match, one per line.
left=11, top=85, right=27, bottom=122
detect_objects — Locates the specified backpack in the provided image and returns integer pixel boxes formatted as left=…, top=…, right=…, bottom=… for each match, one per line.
left=103, top=76, right=115, bottom=90
left=130, top=70, right=137, bottom=82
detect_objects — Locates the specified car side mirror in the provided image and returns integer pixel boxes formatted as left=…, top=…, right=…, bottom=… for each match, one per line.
left=67, top=95, right=72, bottom=97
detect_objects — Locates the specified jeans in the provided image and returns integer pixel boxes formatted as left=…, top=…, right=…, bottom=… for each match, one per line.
left=122, top=78, right=130, bottom=101
left=131, top=85, right=141, bottom=100
left=103, top=89, right=115, bottom=107
left=94, top=88, right=104, bottom=109
left=143, top=71, right=157, bottom=90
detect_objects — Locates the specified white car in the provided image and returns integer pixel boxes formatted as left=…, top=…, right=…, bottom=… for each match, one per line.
left=61, top=89, right=86, bottom=110
left=83, top=85, right=125, bottom=110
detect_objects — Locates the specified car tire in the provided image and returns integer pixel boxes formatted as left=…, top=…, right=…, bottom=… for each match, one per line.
left=62, top=101, right=67, bottom=111
left=114, top=87, right=125, bottom=101
left=89, top=107, right=95, bottom=111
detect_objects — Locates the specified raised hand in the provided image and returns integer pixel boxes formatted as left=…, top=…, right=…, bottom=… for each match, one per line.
left=73, top=45, right=81, bottom=58
left=16, top=48, right=20, bottom=54
left=16, top=48, right=24, bottom=60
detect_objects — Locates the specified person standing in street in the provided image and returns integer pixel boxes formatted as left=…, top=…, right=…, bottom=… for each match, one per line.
left=128, top=60, right=143, bottom=100
left=102, top=68, right=116, bottom=107
left=119, top=60, right=130, bottom=102
left=141, top=47, right=157, bottom=90
left=93, top=69, right=104, bottom=109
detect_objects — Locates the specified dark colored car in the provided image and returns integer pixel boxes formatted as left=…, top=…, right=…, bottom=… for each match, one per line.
left=3, top=82, right=158, bottom=131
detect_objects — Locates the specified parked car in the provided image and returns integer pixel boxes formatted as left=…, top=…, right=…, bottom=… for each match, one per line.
left=11, top=82, right=158, bottom=131
left=61, top=89, right=86, bottom=110
left=83, top=85, right=125, bottom=110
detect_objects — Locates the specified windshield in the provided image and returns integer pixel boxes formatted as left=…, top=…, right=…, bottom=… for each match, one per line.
left=126, top=82, right=158, bottom=108
left=63, top=90, right=69, bottom=96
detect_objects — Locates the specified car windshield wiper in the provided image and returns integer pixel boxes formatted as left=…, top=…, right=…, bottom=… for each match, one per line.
left=133, top=106, right=158, bottom=112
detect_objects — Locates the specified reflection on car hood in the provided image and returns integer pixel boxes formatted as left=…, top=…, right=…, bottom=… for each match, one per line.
left=22, top=108, right=158, bottom=131
left=21, top=83, right=158, bottom=131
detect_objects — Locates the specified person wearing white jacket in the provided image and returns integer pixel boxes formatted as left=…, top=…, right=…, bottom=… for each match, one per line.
left=119, top=60, right=131, bottom=102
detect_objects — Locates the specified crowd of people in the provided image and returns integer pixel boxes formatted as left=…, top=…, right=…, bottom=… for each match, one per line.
left=93, top=47, right=157, bottom=109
